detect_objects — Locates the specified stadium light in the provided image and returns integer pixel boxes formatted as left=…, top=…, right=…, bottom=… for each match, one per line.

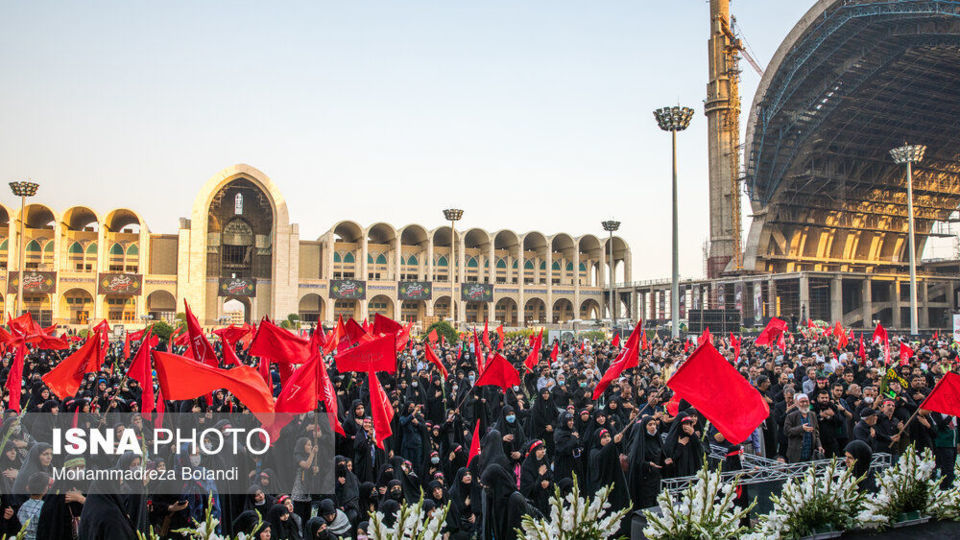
left=889, top=143, right=926, bottom=336
left=602, top=220, right=620, bottom=327
left=443, top=208, right=463, bottom=328
left=654, top=106, right=694, bottom=339
left=9, top=181, right=39, bottom=318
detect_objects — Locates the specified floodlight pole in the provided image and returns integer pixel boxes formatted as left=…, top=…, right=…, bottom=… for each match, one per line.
left=890, top=143, right=926, bottom=336
left=9, top=181, right=39, bottom=318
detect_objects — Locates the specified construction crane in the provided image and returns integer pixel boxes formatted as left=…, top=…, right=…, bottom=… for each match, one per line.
left=729, top=16, right=764, bottom=77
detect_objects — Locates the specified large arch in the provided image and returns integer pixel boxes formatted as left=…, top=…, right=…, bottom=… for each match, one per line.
left=579, top=298, right=601, bottom=320
left=299, top=293, right=325, bottom=324
left=367, top=294, right=394, bottom=322
left=552, top=298, right=574, bottom=323
left=332, top=220, right=364, bottom=243
left=433, top=296, right=457, bottom=322
left=146, top=290, right=177, bottom=322
left=578, top=234, right=602, bottom=286
left=523, top=297, right=546, bottom=324
left=522, top=232, right=547, bottom=285
left=742, top=0, right=960, bottom=274
left=103, top=208, right=144, bottom=234
left=495, top=297, right=518, bottom=326
left=59, top=288, right=94, bottom=325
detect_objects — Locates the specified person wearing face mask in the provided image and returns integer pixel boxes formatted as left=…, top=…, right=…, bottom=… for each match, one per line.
left=493, top=405, right=526, bottom=468
left=528, top=387, right=558, bottom=456
left=519, top=440, right=552, bottom=515
left=662, top=414, right=705, bottom=477
left=553, top=412, right=583, bottom=484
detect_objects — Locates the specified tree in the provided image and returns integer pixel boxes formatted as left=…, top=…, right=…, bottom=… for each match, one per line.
left=425, top=320, right=457, bottom=344
left=280, top=313, right=300, bottom=330
left=151, top=320, right=175, bottom=341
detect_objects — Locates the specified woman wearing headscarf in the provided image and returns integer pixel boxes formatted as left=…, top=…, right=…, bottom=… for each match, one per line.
left=36, top=456, right=87, bottom=540
left=627, top=415, right=664, bottom=509
left=334, top=455, right=360, bottom=525
left=446, top=467, right=477, bottom=539
left=844, top=439, right=876, bottom=492
left=358, top=481, right=377, bottom=519
left=291, top=437, right=318, bottom=528
left=13, top=443, right=52, bottom=505
left=266, top=503, right=302, bottom=540
left=492, top=405, right=526, bottom=473
left=529, top=387, right=558, bottom=455
left=78, top=464, right=137, bottom=540
left=553, top=412, right=583, bottom=483
left=588, top=429, right=630, bottom=518
left=480, top=463, right=521, bottom=540
left=519, top=440, right=552, bottom=515
left=661, top=413, right=705, bottom=478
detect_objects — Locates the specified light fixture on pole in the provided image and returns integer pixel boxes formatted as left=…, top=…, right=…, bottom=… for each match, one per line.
left=443, top=208, right=463, bottom=329
left=9, top=181, right=39, bottom=319
left=654, top=105, right=694, bottom=339
left=889, top=143, right=926, bottom=336
left=601, top=220, right=620, bottom=328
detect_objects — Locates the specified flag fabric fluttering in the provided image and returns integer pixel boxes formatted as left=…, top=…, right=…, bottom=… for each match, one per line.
left=467, top=419, right=482, bottom=466
left=473, top=353, right=520, bottom=392
left=184, top=301, right=219, bottom=368
left=523, top=330, right=543, bottom=373
left=368, top=372, right=394, bottom=449
left=42, top=335, right=101, bottom=399
left=424, top=343, right=449, bottom=378
left=335, top=334, right=397, bottom=374
left=919, top=372, right=960, bottom=417
left=127, top=330, right=156, bottom=414
left=592, top=320, right=642, bottom=400
left=667, top=341, right=769, bottom=445
left=754, top=318, right=788, bottom=350
left=496, top=324, right=505, bottom=350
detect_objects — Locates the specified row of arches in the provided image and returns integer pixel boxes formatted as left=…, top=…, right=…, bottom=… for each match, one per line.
left=293, top=293, right=602, bottom=326
left=0, top=288, right=176, bottom=326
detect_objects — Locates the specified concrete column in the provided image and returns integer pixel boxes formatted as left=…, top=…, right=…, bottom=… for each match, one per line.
left=426, top=240, right=434, bottom=282
left=799, top=275, right=810, bottom=322
left=518, top=252, right=525, bottom=326
left=862, top=279, right=873, bottom=328
left=767, top=279, right=777, bottom=318
left=546, top=249, right=553, bottom=322
left=573, top=249, right=580, bottom=319
left=394, top=239, right=402, bottom=281
left=830, top=276, right=843, bottom=324
left=360, top=237, right=368, bottom=281
left=920, top=280, right=929, bottom=329
left=892, top=281, right=902, bottom=329
left=323, top=234, right=334, bottom=280
left=457, top=233, right=465, bottom=286
left=631, top=289, right=639, bottom=322
left=488, top=243, right=495, bottom=285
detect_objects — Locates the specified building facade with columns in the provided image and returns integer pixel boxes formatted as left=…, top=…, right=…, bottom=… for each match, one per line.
left=5, top=164, right=631, bottom=329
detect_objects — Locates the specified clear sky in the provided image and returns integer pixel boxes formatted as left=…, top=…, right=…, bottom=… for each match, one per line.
left=1, top=1, right=828, bottom=280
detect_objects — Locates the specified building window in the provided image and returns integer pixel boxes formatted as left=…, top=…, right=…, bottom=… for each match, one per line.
left=235, top=193, right=243, bottom=215
left=223, top=245, right=247, bottom=267
left=109, top=265, right=124, bottom=272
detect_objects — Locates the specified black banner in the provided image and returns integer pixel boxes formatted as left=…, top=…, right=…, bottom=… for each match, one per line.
left=460, top=283, right=493, bottom=302
left=218, top=277, right=257, bottom=297
left=330, top=279, right=366, bottom=300
left=7, top=271, right=57, bottom=294
left=398, top=281, right=432, bottom=301
left=98, top=273, right=144, bottom=295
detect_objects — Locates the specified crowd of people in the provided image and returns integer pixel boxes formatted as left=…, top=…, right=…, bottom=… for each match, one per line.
left=0, top=316, right=957, bottom=540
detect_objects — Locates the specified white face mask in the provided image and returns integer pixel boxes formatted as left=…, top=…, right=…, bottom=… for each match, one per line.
left=189, top=455, right=202, bottom=467
left=863, top=396, right=874, bottom=404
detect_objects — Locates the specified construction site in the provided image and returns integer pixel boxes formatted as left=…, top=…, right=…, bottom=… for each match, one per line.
left=612, top=0, right=960, bottom=332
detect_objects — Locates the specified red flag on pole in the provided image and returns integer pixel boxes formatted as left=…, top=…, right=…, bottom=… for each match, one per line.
left=482, top=321, right=492, bottom=350
left=919, top=372, right=960, bottom=417
left=248, top=319, right=310, bottom=364
left=857, top=333, right=866, bottom=362
left=152, top=350, right=275, bottom=425
left=592, top=321, right=642, bottom=400
left=368, top=373, right=394, bottom=449
left=872, top=322, right=888, bottom=344
left=899, top=342, right=915, bottom=365
left=154, top=386, right=166, bottom=430
left=523, top=329, right=543, bottom=373
left=127, top=330, right=156, bottom=414
left=424, top=344, right=449, bottom=378
left=467, top=419, right=482, bottom=466
left=697, top=327, right=712, bottom=346
left=473, top=353, right=520, bottom=392
left=496, top=324, right=504, bottom=350
left=184, top=301, right=218, bottom=368
left=550, top=341, right=559, bottom=363
left=427, top=329, right=438, bottom=345
left=611, top=333, right=620, bottom=348
left=755, top=318, right=787, bottom=348
left=372, top=314, right=402, bottom=337
left=5, top=344, right=25, bottom=412
left=42, top=335, right=101, bottom=399
left=473, top=330, right=483, bottom=372
left=667, top=341, right=769, bottom=445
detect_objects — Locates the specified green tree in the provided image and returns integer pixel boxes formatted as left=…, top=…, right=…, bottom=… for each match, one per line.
left=280, top=313, right=300, bottom=330
left=151, top=320, right=175, bottom=341
left=425, top=320, right=458, bottom=344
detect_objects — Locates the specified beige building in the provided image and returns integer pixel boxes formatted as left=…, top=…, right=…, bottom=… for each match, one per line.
left=5, top=164, right=630, bottom=329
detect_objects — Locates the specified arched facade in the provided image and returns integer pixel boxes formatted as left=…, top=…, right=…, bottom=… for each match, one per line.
left=13, top=164, right=627, bottom=330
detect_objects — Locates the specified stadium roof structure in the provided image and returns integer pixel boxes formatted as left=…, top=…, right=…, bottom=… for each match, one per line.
left=742, top=0, right=960, bottom=274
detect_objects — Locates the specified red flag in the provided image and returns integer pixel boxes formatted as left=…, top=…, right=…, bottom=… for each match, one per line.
left=872, top=322, right=888, bottom=344
left=249, top=319, right=310, bottom=364
left=368, top=373, right=394, bottom=449
left=496, top=324, right=504, bottom=350
left=807, top=319, right=816, bottom=330
left=372, top=314, right=402, bottom=337
left=592, top=321, right=642, bottom=400
left=154, top=386, right=166, bottom=429
left=323, top=317, right=346, bottom=356
left=214, top=325, right=251, bottom=344
left=427, top=329, right=438, bottom=345
left=184, top=301, right=219, bottom=368
left=361, top=319, right=370, bottom=333
left=259, top=357, right=271, bottom=385
left=271, top=349, right=344, bottom=436
left=523, top=330, right=543, bottom=373
left=684, top=339, right=691, bottom=354
left=858, top=333, right=865, bottom=361
left=41, top=335, right=101, bottom=399
left=933, top=330, right=939, bottom=341
left=153, top=351, right=275, bottom=425
left=919, top=372, right=960, bottom=417
left=899, top=342, right=915, bottom=365
left=698, top=327, right=712, bottom=346
left=335, top=334, right=397, bottom=373
left=474, top=353, right=520, bottom=392
left=220, top=337, right=242, bottom=367
left=550, top=341, right=559, bottom=363
left=611, top=333, right=620, bottom=348
left=731, top=333, right=741, bottom=361
left=665, top=398, right=681, bottom=417
left=482, top=321, right=492, bottom=350
left=5, top=345, right=25, bottom=412
left=9, top=313, right=42, bottom=337
left=395, top=322, right=412, bottom=353
left=473, top=330, right=483, bottom=372
left=641, top=328, right=648, bottom=351
left=343, top=318, right=372, bottom=350
left=755, top=318, right=787, bottom=348
left=123, top=334, right=132, bottom=360
left=467, top=419, right=481, bottom=466
left=424, top=344, right=449, bottom=378
left=127, top=330, right=155, bottom=414
left=667, top=341, right=769, bottom=445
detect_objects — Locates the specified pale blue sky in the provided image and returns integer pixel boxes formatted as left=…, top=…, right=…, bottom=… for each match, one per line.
left=0, top=1, right=822, bottom=280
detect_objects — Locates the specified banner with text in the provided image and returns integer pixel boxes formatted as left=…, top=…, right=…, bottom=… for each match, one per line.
left=7, top=271, right=57, bottom=294
left=98, top=273, right=144, bottom=295
left=330, top=279, right=366, bottom=300
left=460, top=283, right=493, bottom=302
left=398, top=281, right=432, bottom=301
left=218, top=277, right=257, bottom=297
